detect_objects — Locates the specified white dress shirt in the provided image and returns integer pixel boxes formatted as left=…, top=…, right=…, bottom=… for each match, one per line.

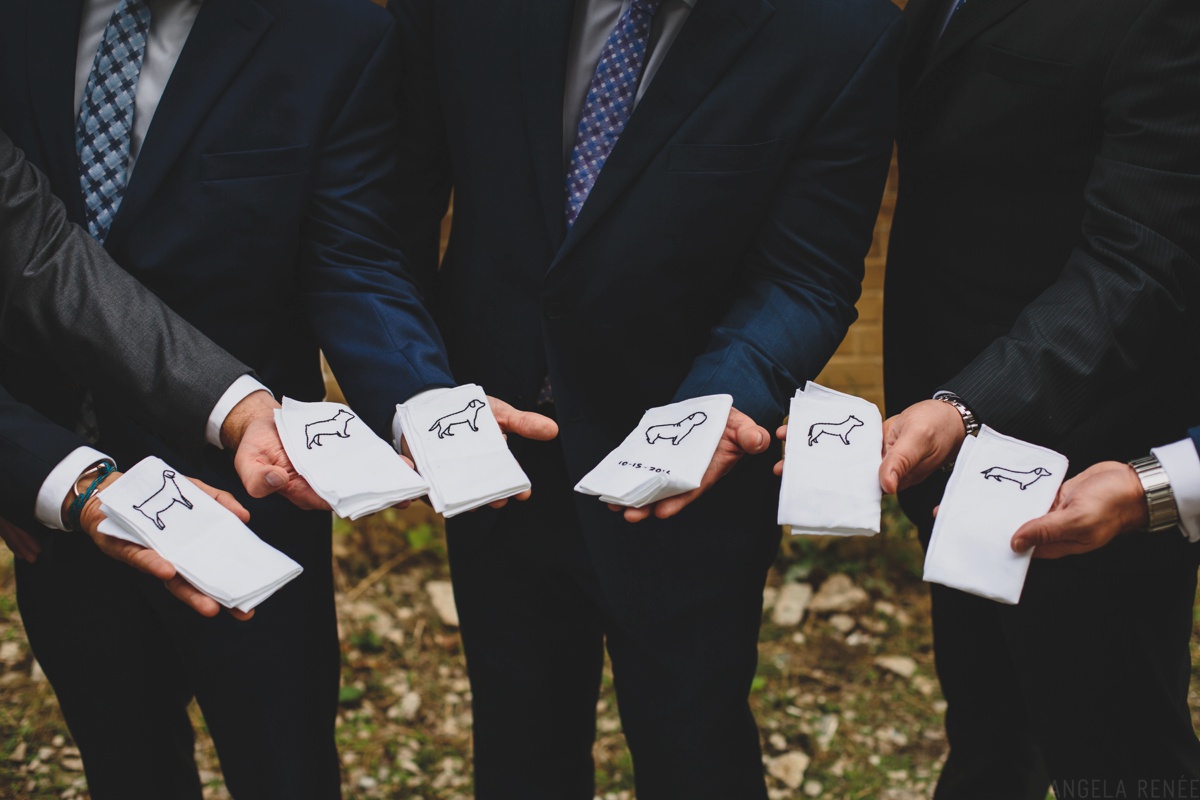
left=34, top=0, right=264, bottom=531
left=1152, top=438, right=1200, bottom=543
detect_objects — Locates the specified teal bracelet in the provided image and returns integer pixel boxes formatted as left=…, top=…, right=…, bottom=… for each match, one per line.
left=67, top=461, right=116, bottom=533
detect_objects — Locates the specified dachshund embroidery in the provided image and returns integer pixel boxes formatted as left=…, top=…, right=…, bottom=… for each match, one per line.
left=429, top=399, right=487, bottom=439
left=134, top=470, right=194, bottom=531
left=645, top=412, right=708, bottom=446
left=807, top=415, right=864, bottom=447
left=981, top=466, right=1052, bottom=490
left=305, top=409, right=355, bottom=449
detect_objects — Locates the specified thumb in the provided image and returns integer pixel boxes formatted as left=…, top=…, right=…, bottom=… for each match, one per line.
left=489, top=397, right=559, bottom=442
left=234, top=448, right=289, bottom=500
left=879, top=442, right=918, bottom=495
left=1011, top=514, right=1058, bottom=553
left=731, top=411, right=768, bottom=454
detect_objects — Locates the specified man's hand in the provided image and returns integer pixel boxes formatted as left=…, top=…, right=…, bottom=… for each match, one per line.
left=0, top=518, right=41, bottom=563
left=879, top=399, right=967, bottom=494
left=74, top=472, right=255, bottom=620
left=609, top=407, right=769, bottom=523
left=222, top=390, right=330, bottom=511
left=484, top=395, right=559, bottom=507
left=1010, top=462, right=1148, bottom=559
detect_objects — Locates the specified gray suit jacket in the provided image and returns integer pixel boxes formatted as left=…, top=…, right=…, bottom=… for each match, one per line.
left=0, top=128, right=251, bottom=517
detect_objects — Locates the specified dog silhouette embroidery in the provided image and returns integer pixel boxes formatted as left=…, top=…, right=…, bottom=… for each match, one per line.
left=981, top=466, right=1051, bottom=490
left=305, top=409, right=356, bottom=449
left=645, top=412, right=708, bottom=446
left=134, top=470, right=194, bottom=531
left=807, top=415, right=864, bottom=446
left=429, top=399, right=487, bottom=439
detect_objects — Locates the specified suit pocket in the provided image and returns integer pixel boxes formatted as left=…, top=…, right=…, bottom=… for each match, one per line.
left=200, top=144, right=311, bottom=182
left=984, top=46, right=1073, bottom=89
left=666, top=139, right=786, bottom=174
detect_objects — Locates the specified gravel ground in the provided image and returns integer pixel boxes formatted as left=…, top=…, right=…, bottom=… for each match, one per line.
left=2, top=500, right=1198, bottom=800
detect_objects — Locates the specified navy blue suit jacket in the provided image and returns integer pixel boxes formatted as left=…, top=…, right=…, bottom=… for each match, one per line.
left=392, top=0, right=904, bottom=483
left=1191, top=427, right=1200, bottom=463
left=0, top=0, right=453, bottom=520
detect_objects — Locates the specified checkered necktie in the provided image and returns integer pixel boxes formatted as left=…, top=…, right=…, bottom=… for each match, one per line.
left=76, top=0, right=152, bottom=245
left=565, top=0, right=664, bottom=228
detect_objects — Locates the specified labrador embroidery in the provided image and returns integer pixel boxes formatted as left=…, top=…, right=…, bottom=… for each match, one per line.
left=134, top=470, right=194, bottom=531
left=981, top=466, right=1051, bottom=490
left=645, top=412, right=708, bottom=446
left=306, top=409, right=355, bottom=449
left=807, top=415, right=863, bottom=446
left=429, top=399, right=487, bottom=439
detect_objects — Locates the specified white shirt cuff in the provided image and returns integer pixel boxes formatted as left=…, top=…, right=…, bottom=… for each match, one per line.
left=1151, top=439, right=1200, bottom=544
left=206, top=375, right=273, bottom=449
left=35, top=446, right=113, bottom=531
left=391, top=387, right=453, bottom=450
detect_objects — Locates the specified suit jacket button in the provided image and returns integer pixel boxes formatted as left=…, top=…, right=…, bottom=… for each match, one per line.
left=544, top=300, right=564, bottom=320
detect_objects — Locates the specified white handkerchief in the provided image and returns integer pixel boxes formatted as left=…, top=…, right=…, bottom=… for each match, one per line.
left=96, top=457, right=303, bottom=613
left=575, top=395, right=733, bottom=508
left=923, top=426, right=1068, bottom=605
left=778, top=381, right=882, bottom=536
left=394, top=384, right=531, bottom=518
left=274, top=398, right=428, bottom=520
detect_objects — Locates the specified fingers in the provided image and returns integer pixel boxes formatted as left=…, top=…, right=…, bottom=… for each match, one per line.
left=651, top=487, right=702, bottom=520
left=489, top=396, right=559, bottom=442
left=729, top=410, right=768, bottom=454
left=878, top=443, right=919, bottom=495
left=0, top=519, right=41, bottom=563
left=105, top=540, right=178, bottom=581
left=233, top=442, right=290, bottom=500
left=773, top=425, right=788, bottom=477
left=163, top=574, right=222, bottom=617
left=188, top=478, right=251, bottom=523
left=1010, top=511, right=1082, bottom=559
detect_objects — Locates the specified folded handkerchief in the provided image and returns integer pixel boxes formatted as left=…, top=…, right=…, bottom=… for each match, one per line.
left=394, top=385, right=531, bottom=518
left=923, top=426, right=1068, bottom=605
left=778, top=381, right=882, bottom=536
left=575, top=395, right=733, bottom=508
left=96, top=456, right=303, bottom=612
left=274, top=397, right=429, bottom=520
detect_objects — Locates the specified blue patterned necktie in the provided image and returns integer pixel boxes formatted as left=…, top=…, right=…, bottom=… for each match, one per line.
left=565, top=0, right=664, bottom=228
left=76, top=0, right=152, bottom=245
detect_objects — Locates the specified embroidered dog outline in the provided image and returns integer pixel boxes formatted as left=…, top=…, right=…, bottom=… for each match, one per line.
left=305, top=409, right=356, bottom=449
left=645, top=411, right=708, bottom=446
left=134, top=469, right=194, bottom=531
left=807, top=415, right=864, bottom=447
left=429, top=399, right=487, bottom=439
left=981, top=466, right=1052, bottom=490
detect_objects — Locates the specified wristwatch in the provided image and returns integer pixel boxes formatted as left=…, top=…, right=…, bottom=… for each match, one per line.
left=933, top=391, right=981, bottom=437
left=1128, top=454, right=1180, bottom=533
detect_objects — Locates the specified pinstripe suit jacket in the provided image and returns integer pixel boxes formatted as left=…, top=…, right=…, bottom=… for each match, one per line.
left=0, top=128, right=249, bottom=523
left=884, top=0, right=1200, bottom=528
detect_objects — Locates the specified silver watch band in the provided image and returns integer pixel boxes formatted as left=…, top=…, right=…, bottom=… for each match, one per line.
left=934, top=391, right=981, bottom=437
left=1129, top=454, right=1180, bottom=533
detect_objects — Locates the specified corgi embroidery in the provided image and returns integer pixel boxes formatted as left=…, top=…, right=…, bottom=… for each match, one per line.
left=429, top=399, right=487, bottom=439
left=645, top=412, right=708, bottom=446
left=305, top=409, right=355, bottom=449
left=807, top=415, right=863, bottom=446
left=134, top=470, right=194, bottom=531
left=981, top=466, right=1051, bottom=490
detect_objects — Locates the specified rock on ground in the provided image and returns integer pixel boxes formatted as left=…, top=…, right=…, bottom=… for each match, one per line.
left=767, top=751, right=811, bottom=789
left=771, top=583, right=814, bottom=627
left=425, top=581, right=459, bottom=627
left=875, top=655, right=918, bottom=679
left=809, top=574, right=869, bottom=613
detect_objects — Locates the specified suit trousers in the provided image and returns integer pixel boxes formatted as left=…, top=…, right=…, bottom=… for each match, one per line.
left=445, top=436, right=776, bottom=800
left=922, top=522, right=1200, bottom=799
left=16, top=495, right=342, bottom=800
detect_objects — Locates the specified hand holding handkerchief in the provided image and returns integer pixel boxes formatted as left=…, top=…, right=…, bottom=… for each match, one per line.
left=97, top=457, right=303, bottom=613
left=923, top=426, right=1068, bottom=605
left=575, top=395, right=733, bottom=508
left=394, top=385, right=531, bottom=518
left=778, top=382, right=882, bottom=536
left=275, top=397, right=429, bottom=520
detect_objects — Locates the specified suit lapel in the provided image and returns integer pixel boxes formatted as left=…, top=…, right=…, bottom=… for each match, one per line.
left=918, top=0, right=1030, bottom=82
left=519, top=0, right=576, bottom=253
left=105, top=0, right=274, bottom=249
left=27, top=0, right=88, bottom=221
left=551, top=0, right=774, bottom=270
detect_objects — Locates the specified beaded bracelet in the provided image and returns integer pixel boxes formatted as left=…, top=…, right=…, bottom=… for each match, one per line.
left=67, top=461, right=116, bottom=533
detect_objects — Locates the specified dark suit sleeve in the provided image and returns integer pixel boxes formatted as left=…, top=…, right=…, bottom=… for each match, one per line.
left=941, top=0, right=1200, bottom=441
left=296, top=14, right=455, bottom=435
left=671, top=13, right=906, bottom=425
left=0, top=128, right=253, bottom=449
left=0, top=381, right=88, bottom=528
left=1191, top=426, right=1200, bottom=462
